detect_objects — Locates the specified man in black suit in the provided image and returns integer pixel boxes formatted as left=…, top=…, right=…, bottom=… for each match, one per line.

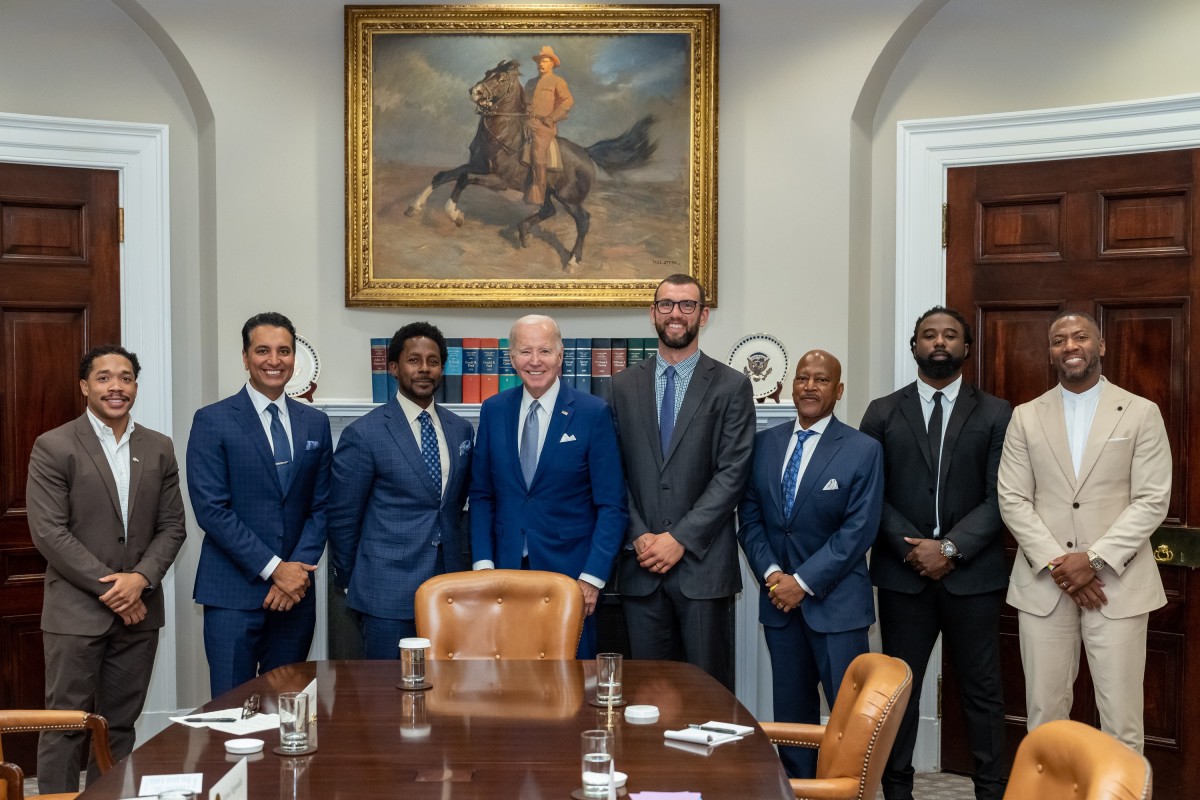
left=611, top=274, right=755, bottom=690
left=859, top=306, right=1011, bottom=800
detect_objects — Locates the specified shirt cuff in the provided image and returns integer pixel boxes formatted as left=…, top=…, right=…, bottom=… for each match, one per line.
left=793, top=573, right=813, bottom=596
left=260, top=556, right=282, bottom=581
left=765, top=564, right=783, bottom=581
left=579, top=573, right=605, bottom=589
left=473, top=560, right=496, bottom=570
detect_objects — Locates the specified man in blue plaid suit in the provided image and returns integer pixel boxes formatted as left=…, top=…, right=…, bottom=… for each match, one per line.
left=188, top=312, right=333, bottom=698
left=328, top=322, right=474, bottom=658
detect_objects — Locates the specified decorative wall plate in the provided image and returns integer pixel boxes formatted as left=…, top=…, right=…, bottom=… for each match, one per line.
left=727, top=333, right=788, bottom=403
left=286, top=334, right=320, bottom=402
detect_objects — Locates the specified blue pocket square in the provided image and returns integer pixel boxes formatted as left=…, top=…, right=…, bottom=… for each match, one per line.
left=305, top=440, right=320, bottom=451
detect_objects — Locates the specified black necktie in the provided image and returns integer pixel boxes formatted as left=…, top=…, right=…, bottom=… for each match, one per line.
left=659, top=365, right=676, bottom=457
left=929, top=391, right=944, bottom=533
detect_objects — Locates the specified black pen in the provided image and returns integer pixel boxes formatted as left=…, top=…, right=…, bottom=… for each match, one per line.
left=688, top=723, right=739, bottom=735
left=183, top=717, right=237, bottom=723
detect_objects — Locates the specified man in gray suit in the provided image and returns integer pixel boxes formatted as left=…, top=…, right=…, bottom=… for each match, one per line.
left=27, top=345, right=186, bottom=792
left=611, top=274, right=756, bottom=689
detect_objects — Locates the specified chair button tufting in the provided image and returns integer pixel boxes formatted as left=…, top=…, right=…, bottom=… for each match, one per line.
left=1036, top=764, right=1044, bottom=773
left=544, top=596, right=551, bottom=603
left=494, top=654, right=501, bottom=660
left=539, top=652, right=546, bottom=658
left=446, top=598, right=454, bottom=604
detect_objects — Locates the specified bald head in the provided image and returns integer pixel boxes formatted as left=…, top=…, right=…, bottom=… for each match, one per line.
left=792, top=349, right=844, bottom=428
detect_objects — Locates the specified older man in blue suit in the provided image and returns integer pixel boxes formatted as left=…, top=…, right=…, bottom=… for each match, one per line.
left=188, top=312, right=333, bottom=698
left=328, top=322, right=473, bottom=659
left=469, top=314, right=627, bottom=658
left=737, top=349, right=884, bottom=779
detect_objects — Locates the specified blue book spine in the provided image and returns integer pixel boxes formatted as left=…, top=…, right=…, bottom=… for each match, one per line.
left=575, top=337, right=592, bottom=393
left=499, top=338, right=519, bottom=391
left=561, top=337, right=576, bottom=386
left=370, top=337, right=389, bottom=403
left=444, top=338, right=464, bottom=403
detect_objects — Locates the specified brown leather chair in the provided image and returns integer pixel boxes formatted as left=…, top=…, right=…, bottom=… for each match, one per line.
left=414, top=569, right=584, bottom=659
left=760, top=652, right=913, bottom=800
left=0, top=710, right=114, bottom=800
left=1003, top=719, right=1151, bottom=800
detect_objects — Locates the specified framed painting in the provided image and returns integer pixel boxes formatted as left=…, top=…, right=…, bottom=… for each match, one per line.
left=345, top=4, right=719, bottom=307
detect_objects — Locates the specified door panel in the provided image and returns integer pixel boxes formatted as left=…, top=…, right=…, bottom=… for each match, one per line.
left=0, top=161, right=119, bottom=772
left=944, top=148, right=1200, bottom=798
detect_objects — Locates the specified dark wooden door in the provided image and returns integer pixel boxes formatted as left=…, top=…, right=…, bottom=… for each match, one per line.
left=942, top=148, right=1200, bottom=798
left=0, top=162, right=120, bottom=771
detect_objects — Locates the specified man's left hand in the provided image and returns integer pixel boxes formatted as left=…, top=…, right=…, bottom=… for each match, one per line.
left=99, top=572, right=149, bottom=614
left=577, top=580, right=600, bottom=617
left=119, top=598, right=148, bottom=626
left=636, top=532, right=685, bottom=574
left=903, top=537, right=955, bottom=580
left=765, top=571, right=805, bottom=612
left=1050, top=552, right=1096, bottom=591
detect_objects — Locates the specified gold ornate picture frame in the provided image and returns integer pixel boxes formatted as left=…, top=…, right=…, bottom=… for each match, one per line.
left=345, top=4, right=719, bottom=307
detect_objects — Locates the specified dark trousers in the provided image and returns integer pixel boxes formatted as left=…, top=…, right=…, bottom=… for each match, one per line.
left=39, top=625, right=158, bottom=793
left=359, top=615, right=418, bottom=660
left=620, top=569, right=735, bottom=691
left=763, top=611, right=869, bottom=779
left=878, top=585, right=1007, bottom=800
left=203, top=599, right=315, bottom=699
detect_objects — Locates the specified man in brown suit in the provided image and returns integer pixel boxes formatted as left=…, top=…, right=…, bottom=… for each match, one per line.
left=27, top=345, right=186, bottom=792
left=999, top=312, right=1170, bottom=752
left=523, top=44, right=574, bottom=205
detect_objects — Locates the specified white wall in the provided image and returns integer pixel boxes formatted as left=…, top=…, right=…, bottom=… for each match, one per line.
left=3, top=0, right=1200, bottom=719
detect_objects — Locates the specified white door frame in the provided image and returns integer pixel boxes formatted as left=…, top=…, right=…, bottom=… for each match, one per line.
left=895, top=92, right=1200, bottom=770
left=0, top=111, right=173, bottom=736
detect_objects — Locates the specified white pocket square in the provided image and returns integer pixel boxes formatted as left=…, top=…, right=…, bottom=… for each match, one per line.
left=822, top=478, right=839, bottom=491
left=305, top=440, right=320, bottom=451
left=560, top=433, right=577, bottom=443
left=1108, top=437, right=1130, bottom=442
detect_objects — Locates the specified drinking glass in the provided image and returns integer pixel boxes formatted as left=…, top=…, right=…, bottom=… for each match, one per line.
left=596, top=653, right=623, bottom=704
left=278, top=692, right=309, bottom=752
left=580, top=728, right=614, bottom=798
left=399, top=636, right=430, bottom=688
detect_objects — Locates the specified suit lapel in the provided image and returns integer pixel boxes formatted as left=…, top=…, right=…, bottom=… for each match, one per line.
left=665, top=354, right=714, bottom=464
left=940, top=383, right=978, bottom=488
left=504, top=389, right=528, bottom=488
left=898, top=386, right=934, bottom=475
left=1075, top=382, right=1128, bottom=491
left=533, top=384, right=574, bottom=488
left=635, top=356, right=665, bottom=471
left=74, top=416, right=122, bottom=521
left=1034, top=388, right=1075, bottom=489
left=388, top=400, right=441, bottom=503
left=435, top=405, right=463, bottom=504
left=127, top=425, right=145, bottom=518
left=283, top=401, right=306, bottom=497
left=789, top=417, right=842, bottom=521
left=234, top=389, right=281, bottom=489
left=764, top=422, right=790, bottom=519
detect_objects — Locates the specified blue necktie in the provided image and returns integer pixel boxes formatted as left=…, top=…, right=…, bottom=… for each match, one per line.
left=781, top=429, right=816, bottom=518
left=520, top=400, right=540, bottom=487
left=659, top=365, right=676, bottom=457
left=266, top=404, right=292, bottom=490
left=418, top=410, right=441, bottom=493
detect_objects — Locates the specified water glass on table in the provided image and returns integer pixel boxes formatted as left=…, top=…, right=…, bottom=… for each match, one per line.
left=596, top=652, right=623, bottom=705
left=581, top=728, right=614, bottom=798
left=278, top=691, right=309, bottom=753
left=399, top=636, right=430, bottom=688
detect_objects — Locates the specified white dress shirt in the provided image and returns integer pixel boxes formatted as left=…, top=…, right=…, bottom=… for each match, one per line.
left=917, top=374, right=962, bottom=537
left=396, top=391, right=449, bottom=495
left=1062, top=377, right=1105, bottom=478
left=245, top=383, right=290, bottom=579
left=766, top=414, right=834, bottom=595
left=86, top=409, right=134, bottom=533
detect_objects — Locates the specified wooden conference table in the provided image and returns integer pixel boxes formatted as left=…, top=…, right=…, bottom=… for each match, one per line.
left=80, top=659, right=792, bottom=800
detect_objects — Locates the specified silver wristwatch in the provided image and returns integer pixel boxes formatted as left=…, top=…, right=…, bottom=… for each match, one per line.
left=1087, top=549, right=1106, bottom=572
left=940, top=539, right=959, bottom=559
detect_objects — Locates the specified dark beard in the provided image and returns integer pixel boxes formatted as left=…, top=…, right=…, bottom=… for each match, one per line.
left=657, top=321, right=699, bottom=350
left=915, top=352, right=964, bottom=381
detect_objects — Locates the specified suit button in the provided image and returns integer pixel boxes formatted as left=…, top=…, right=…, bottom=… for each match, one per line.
left=118, top=537, right=125, bottom=544
left=663, top=519, right=671, bottom=526
left=1073, top=502, right=1080, bottom=509
left=1066, top=541, right=1074, bottom=548
left=928, top=488, right=934, bottom=495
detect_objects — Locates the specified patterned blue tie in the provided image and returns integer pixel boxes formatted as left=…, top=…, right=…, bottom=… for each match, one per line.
left=781, top=429, right=816, bottom=518
left=659, top=365, right=676, bottom=457
left=266, top=404, right=292, bottom=490
left=418, top=410, right=441, bottom=493
left=520, top=400, right=540, bottom=487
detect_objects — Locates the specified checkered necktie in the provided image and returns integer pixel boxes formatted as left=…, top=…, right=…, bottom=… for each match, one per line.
left=418, top=410, right=441, bottom=493
left=781, top=429, right=816, bottom=518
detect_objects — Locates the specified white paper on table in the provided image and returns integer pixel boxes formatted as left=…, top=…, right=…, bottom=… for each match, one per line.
left=663, top=738, right=714, bottom=757
left=698, top=720, right=754, bottom=736
left=209, top=757, right=248, bottom=800
left=168, top=708, right=279, bottom=736
left=302, top=677, right=318, bottom=749
left=663, top=728, right=740, bottom=746
left=138, top=773, right=203, bottom=795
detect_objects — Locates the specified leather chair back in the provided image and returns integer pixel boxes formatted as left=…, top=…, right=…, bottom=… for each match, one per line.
left=415, top=569, right=583, bottom=659
left=1003, top=719, right=1151, bottom=800
left=814, top=653, right=913, bottom=795
left=0, top=710, right=113, bottom=800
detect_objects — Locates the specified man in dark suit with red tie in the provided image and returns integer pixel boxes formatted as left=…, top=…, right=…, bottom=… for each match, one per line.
left=859, top=306, right=1011, bottom=800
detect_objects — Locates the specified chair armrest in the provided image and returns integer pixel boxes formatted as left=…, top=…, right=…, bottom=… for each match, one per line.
left=0, top=711, right=113, bottom=774
left=760, top=721, right=826, bottom=749
left=1, top=760, right=24, bottom=800
left=786, top=776, right=861, bottom=800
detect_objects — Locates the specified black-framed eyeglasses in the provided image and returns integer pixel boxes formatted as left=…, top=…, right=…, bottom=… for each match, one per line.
left=653, top=299, right=703, bottom=314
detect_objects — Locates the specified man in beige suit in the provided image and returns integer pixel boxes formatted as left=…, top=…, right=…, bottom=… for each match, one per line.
left=27, top=345, right=186, bottom=792
left=998, top=312, right=1170, bottom=752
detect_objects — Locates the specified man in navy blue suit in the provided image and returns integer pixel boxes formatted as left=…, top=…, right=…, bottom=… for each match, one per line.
left=328, top=322, right=474, bottom=659
left=737, top=349, right=884, bottom=779
left=188, top=312, right=332, bottom=698
left=468, top=314, right=627, bottom=658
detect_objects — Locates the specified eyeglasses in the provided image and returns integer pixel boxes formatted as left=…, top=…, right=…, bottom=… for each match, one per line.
left=653, top=299, right=703, bottom=314
left=241, top=693, right=261, bottom=719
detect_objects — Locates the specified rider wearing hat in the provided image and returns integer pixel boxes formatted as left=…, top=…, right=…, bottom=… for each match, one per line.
left=523, top=45, right=574, bottom=205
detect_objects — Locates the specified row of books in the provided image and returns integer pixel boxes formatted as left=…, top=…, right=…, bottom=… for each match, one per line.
left=370, top=337, right=662, bottom=404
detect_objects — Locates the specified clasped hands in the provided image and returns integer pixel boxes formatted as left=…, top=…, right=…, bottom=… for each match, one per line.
left=902, top=537, right=954, bottom=580
left=1049, top=552, right=1107, bottom=610
left=99, top=571, right=149, bottom=625
left=265, top=561, right=318, bottom=612
left=764, top=571, right=804, bottom=613
left=634, top=532, right=684, bottom=576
